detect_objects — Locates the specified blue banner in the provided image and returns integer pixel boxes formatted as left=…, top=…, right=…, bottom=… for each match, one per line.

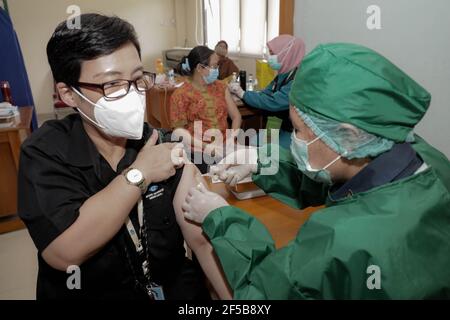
left=0, top=7, right=38, bottom=130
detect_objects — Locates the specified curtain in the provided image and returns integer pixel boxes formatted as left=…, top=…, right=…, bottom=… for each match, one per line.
left=204, top=0, right=280, bottom=56
left=0, top=7, right=37, bottom=130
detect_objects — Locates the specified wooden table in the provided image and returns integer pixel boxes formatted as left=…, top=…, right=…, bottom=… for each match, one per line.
left=0, top=106, right=33, bottom=234
left=206, top=179, right=319, bottom=248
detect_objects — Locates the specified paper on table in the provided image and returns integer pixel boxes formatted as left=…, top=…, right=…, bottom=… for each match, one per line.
left=0, top=106, right=19, bottom=118
left=0, top=122, right=14, bottom=128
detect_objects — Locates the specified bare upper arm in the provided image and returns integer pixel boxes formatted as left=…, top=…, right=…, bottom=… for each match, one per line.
left=41, top=231, right=94, bottom=271
left=173, top=163, right=209, bottom=249
left=225, top=87, right=241, bottom=120
left=41, top=242, right=68, bottom=271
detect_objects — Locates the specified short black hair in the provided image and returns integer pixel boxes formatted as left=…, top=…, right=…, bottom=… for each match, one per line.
left=177, top=46, right=214, bottom=76
left=47, top=13, right=141, bottom=86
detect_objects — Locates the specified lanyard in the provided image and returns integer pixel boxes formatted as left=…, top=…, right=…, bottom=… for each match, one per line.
left=125, top=200, right=144, bottom=253
left=272, top=67, right=297, bottom=93
left=124, top=199, right=165, bottom=300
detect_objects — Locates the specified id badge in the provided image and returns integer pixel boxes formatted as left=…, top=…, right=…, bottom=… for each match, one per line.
left=147, top=284, right=165, bottom=300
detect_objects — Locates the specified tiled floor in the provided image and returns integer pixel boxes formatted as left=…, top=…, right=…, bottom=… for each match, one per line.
left=0, top=229, right=38, bottom=300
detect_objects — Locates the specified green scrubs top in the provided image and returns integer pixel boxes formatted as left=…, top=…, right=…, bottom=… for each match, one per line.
left=202, top=136, right=450, bottom=299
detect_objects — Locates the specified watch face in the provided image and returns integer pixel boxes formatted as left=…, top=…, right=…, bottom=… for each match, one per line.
left=127, top=169, right=143, bottom=184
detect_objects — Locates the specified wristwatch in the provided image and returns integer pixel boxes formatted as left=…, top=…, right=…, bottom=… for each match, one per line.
left=122, top=168, right=147, bottom=194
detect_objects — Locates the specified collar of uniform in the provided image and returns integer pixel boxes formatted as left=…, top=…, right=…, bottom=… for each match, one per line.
left=66, top=114, right=102, bottom=168
left=66, top=115, right=151, bottom=169
left=329, top=143, right=423, bottom=201
left=272, top=68, right=297, bottom=91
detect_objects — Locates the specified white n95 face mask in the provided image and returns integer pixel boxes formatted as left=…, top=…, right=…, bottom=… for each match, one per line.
left=72, top=87, right=146, bottom=140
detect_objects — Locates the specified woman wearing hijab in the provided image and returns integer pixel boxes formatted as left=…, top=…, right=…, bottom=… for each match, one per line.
left=229, top=35, right=306, bottom=148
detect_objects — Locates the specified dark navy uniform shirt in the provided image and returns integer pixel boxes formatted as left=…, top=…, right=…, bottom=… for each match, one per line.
left=330, top=143, right=424, bottom=201
left=18, top=114, right=209, bottom=300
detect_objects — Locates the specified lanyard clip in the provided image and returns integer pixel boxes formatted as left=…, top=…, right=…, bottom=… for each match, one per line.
left=142, top=260, right=150, bottom=276
left=136, top=240, right=144, bottom=254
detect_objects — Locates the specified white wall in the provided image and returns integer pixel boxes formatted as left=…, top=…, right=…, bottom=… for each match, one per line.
left=174, top=0, right=188, bottom=47
left=294, top=0, right=450, bottom=158
left=8, top=0, right=177, bottom=115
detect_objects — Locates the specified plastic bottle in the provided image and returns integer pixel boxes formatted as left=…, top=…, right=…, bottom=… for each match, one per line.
left=0, top=81, right=14, bottom=105
left=168, top=69, right=175, bottom=85
left=231, top=72, right=238, bottom=84
left=239, top=70, right=246, bottom=91
left=155, top=58, right=164, bottom=75
left=247, top=74, right=254, bottom=91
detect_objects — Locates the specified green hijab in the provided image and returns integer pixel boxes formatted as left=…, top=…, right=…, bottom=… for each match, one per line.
left=289, top=43, right=431, bottom=142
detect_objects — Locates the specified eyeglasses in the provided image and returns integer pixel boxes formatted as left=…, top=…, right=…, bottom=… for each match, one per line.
left=199, top=64, right=219, bottom=71
left=75, top=72, right=155, bottom=100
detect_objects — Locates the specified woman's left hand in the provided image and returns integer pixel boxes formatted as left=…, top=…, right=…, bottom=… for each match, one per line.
left=182, top=182, right=229, bottom=224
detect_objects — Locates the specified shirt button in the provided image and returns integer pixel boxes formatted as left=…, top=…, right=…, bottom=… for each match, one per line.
left=163, top=217, right=170, bottom=225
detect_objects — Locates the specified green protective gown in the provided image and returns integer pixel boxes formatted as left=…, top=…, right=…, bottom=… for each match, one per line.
left=202, top=137, right=450, bottom=299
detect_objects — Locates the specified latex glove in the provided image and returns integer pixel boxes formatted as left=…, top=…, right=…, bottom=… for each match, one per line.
left=228, top=82, right=245, bottom=99
left=183, top=182, right=229, bottom=224
left=210, top=147, right=258, bottom=187
left=221, top=165, right=255, bottom=186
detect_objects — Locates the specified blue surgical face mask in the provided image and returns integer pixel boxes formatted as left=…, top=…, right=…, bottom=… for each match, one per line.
left=203, top=67, right=219, bottom=84
left=268, top=55, right=282, bottom=70
left=267, top=39, right=295, bottom=71
left=290, top=131, right=341, bottom=185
